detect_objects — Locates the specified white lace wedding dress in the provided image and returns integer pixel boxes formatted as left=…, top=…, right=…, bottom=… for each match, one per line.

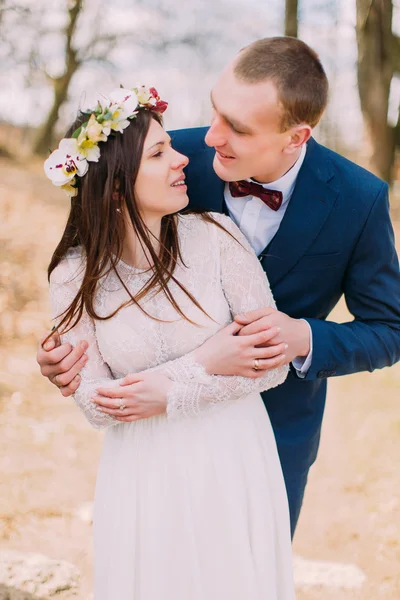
left=50, top=213, right=295, bottom=600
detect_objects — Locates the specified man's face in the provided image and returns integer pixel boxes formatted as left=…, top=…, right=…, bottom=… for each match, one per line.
left=205, top=64, right=293, bottom=183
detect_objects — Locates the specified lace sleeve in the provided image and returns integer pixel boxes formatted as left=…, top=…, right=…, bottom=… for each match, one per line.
left=156, top=214, right=289, bottom=419
left=49, top=251, right=122, bottom=430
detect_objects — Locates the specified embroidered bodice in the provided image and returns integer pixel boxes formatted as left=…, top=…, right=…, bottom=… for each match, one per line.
left=49, top=213, right=288, bottom=427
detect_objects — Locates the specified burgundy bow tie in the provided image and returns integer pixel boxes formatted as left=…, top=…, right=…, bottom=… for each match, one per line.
left=229, top=180, right=283, bottom=211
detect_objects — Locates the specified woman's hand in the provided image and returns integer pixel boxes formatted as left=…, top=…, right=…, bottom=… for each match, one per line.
left=194, top=321, right=287, bottom=378
left=92, top=372, right=172, bottom=422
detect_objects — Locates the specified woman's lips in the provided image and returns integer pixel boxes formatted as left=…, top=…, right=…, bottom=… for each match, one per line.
left=170, top=183, right=187, bottom=192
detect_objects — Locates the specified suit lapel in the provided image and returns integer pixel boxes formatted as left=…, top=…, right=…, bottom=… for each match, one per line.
left=261, top=138, right=339, bottom=287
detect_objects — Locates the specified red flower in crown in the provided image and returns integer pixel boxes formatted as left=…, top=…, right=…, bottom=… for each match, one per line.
left=153, top=100, right=168, bottom=114
left=149, top=87, right=168, bottom=114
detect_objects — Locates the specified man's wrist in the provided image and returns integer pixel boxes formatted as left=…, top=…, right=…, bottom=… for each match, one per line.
left=296, top=318, right=311, bottom=357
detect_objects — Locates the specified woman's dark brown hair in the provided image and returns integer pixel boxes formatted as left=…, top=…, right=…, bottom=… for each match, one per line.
left=48, top=109, right=227, bottom=337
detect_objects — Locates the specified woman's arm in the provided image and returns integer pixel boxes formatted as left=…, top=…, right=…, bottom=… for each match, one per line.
left=49, top=254, right=122, bottom=429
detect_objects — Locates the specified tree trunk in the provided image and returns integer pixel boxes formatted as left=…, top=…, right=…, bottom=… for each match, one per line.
left=356, top=0, right=395, bottom=184
left=285, top=0, right=298, bottom=38
left=33, top=64, right=78, bottom=155
left=33, top=0, right=82, bottom=155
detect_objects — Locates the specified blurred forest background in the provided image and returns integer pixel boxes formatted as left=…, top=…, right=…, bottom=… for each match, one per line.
left=0, top=1, right=399, bottom=599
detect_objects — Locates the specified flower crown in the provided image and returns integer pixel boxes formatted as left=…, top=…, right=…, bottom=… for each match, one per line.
left=44, top=85, right=168, bottom=197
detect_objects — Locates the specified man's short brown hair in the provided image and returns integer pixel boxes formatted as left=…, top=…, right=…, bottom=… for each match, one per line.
left=234, top=37, right=329, bottom=131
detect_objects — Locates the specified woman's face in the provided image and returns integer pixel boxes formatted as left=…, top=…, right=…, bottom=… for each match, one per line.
left=134, top=119, right=189, bottom=220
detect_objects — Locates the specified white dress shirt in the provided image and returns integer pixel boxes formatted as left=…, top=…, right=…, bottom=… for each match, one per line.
left=224, top=144, right=312, bottom=376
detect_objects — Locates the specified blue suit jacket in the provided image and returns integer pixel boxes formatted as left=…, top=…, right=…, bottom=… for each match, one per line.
left=169, top=127, right=400, bottom=474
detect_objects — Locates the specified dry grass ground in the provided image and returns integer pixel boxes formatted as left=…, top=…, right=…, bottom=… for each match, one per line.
left=0, top=156, right=399, bottom=599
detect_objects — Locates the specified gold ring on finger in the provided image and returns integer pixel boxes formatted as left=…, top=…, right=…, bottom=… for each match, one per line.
left=253, top=359, right=260, bottom=372
left=119, top=404, right=127, bottom=411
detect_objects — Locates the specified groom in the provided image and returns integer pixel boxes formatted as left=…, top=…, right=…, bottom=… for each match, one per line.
left=37, top=37, right=400, bottom=536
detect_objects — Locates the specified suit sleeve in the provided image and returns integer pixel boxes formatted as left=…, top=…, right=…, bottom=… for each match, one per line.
left=302, top=182, right=400, bottom=379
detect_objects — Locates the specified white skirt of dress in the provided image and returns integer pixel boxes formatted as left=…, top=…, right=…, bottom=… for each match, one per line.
left=93, top=393, right=295, bottom=600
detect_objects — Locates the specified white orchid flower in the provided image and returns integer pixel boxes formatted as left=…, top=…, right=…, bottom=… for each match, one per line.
left=44, top=139, right=88, bottom=186
left=102, top=109, right=134, bottom=134
left=77, top=134, right=101, bottom=162
left=109, top=88, right=139, bottom=116
left=108, top=115, right=131, bottom=133
left=106, top=88, right=139, bottom=131
left=61, top=177, right=78, bottom=197
left=95, top=88, right=139, bottom=134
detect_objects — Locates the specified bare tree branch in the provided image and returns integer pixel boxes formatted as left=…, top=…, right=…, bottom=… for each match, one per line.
left=0, top=1, right=30, bottom=22
left=22, top=0, right=211, bottom=154
left=78, top=32, right=132, bottom=62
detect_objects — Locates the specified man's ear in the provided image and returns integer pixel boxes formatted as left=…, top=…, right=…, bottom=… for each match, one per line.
left=283, top=125, right=312, bottom=155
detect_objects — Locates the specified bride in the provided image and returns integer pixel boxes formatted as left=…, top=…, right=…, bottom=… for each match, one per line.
left=46, top=85, right=295, bottom=599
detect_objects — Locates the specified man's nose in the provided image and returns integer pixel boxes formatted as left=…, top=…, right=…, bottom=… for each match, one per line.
left=205, top=118, right=227, bottom=148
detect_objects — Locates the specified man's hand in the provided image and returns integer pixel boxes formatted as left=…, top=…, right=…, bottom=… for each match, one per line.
left=36, top=331, right=88, bottom=397
left=92, top=372, right=171, bottom=422
left=194, top=321, right=288, bottom=378
left=235, top=307, right=310, bottom=365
